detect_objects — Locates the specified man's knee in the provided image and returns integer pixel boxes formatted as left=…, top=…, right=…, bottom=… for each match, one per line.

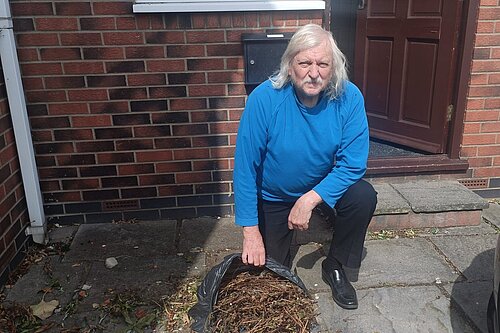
left=345, top=180, right=377, bottom=208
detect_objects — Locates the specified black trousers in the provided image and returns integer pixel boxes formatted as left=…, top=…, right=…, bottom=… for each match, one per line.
left=258, top=179, right=377, bottom=268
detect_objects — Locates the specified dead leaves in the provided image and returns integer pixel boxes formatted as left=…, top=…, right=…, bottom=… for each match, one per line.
left=30, top=299, right=59, bottom=320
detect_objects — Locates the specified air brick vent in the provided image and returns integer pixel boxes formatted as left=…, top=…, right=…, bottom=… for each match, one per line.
left=102, top=200, right=139, bottom=211
left=458, top=178, right=488, bottom=189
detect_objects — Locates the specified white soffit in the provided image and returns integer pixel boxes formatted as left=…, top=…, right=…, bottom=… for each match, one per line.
left=133, top=0, right=326, bottom=13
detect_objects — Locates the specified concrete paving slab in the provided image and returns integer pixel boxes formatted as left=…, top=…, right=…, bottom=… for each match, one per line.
left=415, top=221, right=497, bottom=237
left=445, top=280, right=491, bottom=333
left=178, top=217, right=242, bottom=252
left=372, top=183, right=411, bottom=215
left=63, top=220, right=177, bottom=262
left=392, top=180, right=488, bottom=213
left=5, top=256, right=90, bottom=307
left=48, top=225, right=79, bottom=243
left=292, top=243, right=325, bottom=291
left=315, top=286, right=476, bottom=333
left=429, top=234, right=497, bottom=281
left=482, top=202, right=500, bottom=229
left=355, top=238, right=459, bottom=288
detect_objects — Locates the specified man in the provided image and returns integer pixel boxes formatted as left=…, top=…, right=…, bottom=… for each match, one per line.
left=233, top=24, right=377, bottom=310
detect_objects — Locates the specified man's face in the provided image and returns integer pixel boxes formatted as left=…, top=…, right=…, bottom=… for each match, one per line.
left=288, top=41, right=333, bottom=106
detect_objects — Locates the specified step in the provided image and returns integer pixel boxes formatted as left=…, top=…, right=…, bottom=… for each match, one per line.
left=294, top=180, right=489, bottom=245
left=370, top=180, right=489, bottom=231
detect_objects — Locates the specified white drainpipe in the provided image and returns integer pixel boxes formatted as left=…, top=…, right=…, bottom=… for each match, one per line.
left=0, top=0, right=46, bottom=244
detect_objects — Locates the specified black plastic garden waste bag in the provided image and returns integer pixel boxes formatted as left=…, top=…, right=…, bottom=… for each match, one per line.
left=188, top=252, right=310, bottom=333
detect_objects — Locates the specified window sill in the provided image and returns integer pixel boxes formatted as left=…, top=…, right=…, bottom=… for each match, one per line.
left=133, top=1, right=325, bottom=13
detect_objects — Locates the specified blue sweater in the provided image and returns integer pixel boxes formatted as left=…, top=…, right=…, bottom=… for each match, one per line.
left=234, top=80, right=369, bottom=227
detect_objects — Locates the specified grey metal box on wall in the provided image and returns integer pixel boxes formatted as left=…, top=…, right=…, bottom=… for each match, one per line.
left=242, top=32, right=293, bottom=86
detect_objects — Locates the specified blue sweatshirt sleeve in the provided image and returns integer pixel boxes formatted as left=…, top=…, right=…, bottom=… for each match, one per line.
left=233, top=83, right=272, bottom=227
left=313, top=84, right=369, bottom=208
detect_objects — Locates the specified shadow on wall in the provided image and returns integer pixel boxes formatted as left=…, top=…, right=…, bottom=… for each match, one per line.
left=451, top=247, right=495, bottom=333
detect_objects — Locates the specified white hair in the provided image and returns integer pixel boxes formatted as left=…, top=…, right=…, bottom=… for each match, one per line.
left=269, top=24, right=348, bottom=100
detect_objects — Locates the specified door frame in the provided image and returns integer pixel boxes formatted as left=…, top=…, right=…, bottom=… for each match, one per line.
left=323, top=0, right=480, bottom=175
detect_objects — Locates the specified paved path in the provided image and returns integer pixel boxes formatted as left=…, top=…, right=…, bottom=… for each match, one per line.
left=3, top=203, right=500, bottom=332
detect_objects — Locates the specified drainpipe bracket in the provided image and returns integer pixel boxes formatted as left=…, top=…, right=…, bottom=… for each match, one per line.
left=25, top=224, right=48, bottom=245
left=0, top=17, right=13, bottom=30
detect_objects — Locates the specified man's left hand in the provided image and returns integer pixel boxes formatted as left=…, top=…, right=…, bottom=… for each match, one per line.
left=288, top=190, right=323, bottom=231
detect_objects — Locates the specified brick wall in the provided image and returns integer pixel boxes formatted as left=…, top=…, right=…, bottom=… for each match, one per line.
left=0, top=62, right=30, bottom=285
left=10, top=0, right=323, bottom=224
left=461, top=0, right=500, bottom=197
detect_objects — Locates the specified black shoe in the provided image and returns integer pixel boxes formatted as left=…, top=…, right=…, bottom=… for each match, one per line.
left=322, top=260, right=358, bottom=309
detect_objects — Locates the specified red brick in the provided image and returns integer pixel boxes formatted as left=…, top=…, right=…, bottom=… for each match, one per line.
left=245, top=13, right=259, bottom=28
left=187, top=59, right=225, bottom=71
left=83, top=47, right=125, bottom=60
left=173, top=148, right=210, bottom=160
left=45, top=76, right=86, bottom=89
left=55, top=2, right=92, bottom=15
left=26, top=90, right=67, bottom=103
left=228, top=84, right=246, bottom=96
left=210, top=147, right=235, bottom=158
left=470, top=73, right=489, bottom=85
left=90, top=101, right=129, bottom=114
left=192, top=159, right=229, bottom=171
left=68, top=89, right=108, bottom=102
left=485, top=98, right=500, bottom=109
left=40, top=48, right=82, bottom=61
left=156, top=161, right=192, bottom=173
left=149, top=87, right=186, bottom=98
left=125, top=46, right=165, bottom=59
left=460, top=146, right=478, bottom=158
left=87, top=75, right=127, bottom=88
left=127, top=74, right=166, bottom=86
left=475, top=34, right=500, bottom=47
left=489, top=74, right=500, bottom=84
left=191, top=110, right=228, bottom=122
left=62, top=178, right=99, bottom=190
left=106, top=61, right=146, bottom=73
left=145, top=31, right=185, bottom=44
left=226, top=58, right=244, bottom=70
left=118, top=164, right=155, bottom=175
left=166, top=45, right=205, bottom=58
left=54, top=129, right=94, bottom=141
left=466, top=98, right=485, bottom=110
left=478, top=7, right=500, bottom=20
left=72, top=115, right=112, bottom=127
left=158, top=185, right=194, bottom=196
left=11, top=2, right=54, bottom=16
left=188, top=85, right=226, bottom=97
left=60, top=33, right=103, bottom=46
left=48, top=103, right=89, bottom=115
left=96, top=137, right=136, bottom=152
left=462, top=133, right=497, bottom=145
left=476, top=21, right=495, bottom=33
left=176, top=171, right=211, bottom=183
left=478, top=145, right=500, bottom=156
left=35, top=17, right=79, bottom=31
left=170, top=98, right=207, bottom=111
left=109, top=88, right=148, bottom=100
left=463, top=122, right=481, bottom=134
left=17, top=33, right=59, bottom=47
left=209, top=97, right=245, bottom=109
left=472, top=60, right=500, bottom=72
left=21, top=63, right=62, bottom=76
left=97, top=152, right=135, bottom=164
left=208, top=71, right=244, bottom=83
left=136, top=150, right=173, bottom=162
left=146, top=60, right=186, bottom=72
left=57, top=154, right=96, bottom=166
left=210, top=122, right=239, bottom=133
left=80, top=17, right=117, bottom=31
left=464, top=110, right=499, bottom=121
left=64, top=62, right=105, bottom=74
left=467, top=157, right=493, bottom=167
left=75, top=141, right=115, bottom=153
left=474, top=167, right=500, bottom=177
left=139, top=174, right=175, bottom=186
left=116, top=17, right=138, bottom=30
left=481, top=121, right=500, bottom=133
left=22, top=77, right=44, bottom=90
left=17, top=48, right=39, bottom=62
left=469, top=86, right=500, bottom=97
left=93, top=2, right=132, bottom=15
left=103, top=32, right=144, bottom=45
left=168, top=73, right=206, bottom=85
left=186, top=30, right=226, bottom=43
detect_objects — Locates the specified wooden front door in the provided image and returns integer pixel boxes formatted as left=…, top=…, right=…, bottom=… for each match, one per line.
left=354, top=0, right=461, bottom=153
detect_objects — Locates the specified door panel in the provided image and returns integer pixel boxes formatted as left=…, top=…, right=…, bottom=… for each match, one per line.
left=354, top=0, right=461, bottom=153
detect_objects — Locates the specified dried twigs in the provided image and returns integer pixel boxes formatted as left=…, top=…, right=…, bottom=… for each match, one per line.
left=209, top=269, right=316, bottom=333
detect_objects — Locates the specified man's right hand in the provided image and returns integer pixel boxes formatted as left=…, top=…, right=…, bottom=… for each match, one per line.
left=242, top=226, right=266, bottom=266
